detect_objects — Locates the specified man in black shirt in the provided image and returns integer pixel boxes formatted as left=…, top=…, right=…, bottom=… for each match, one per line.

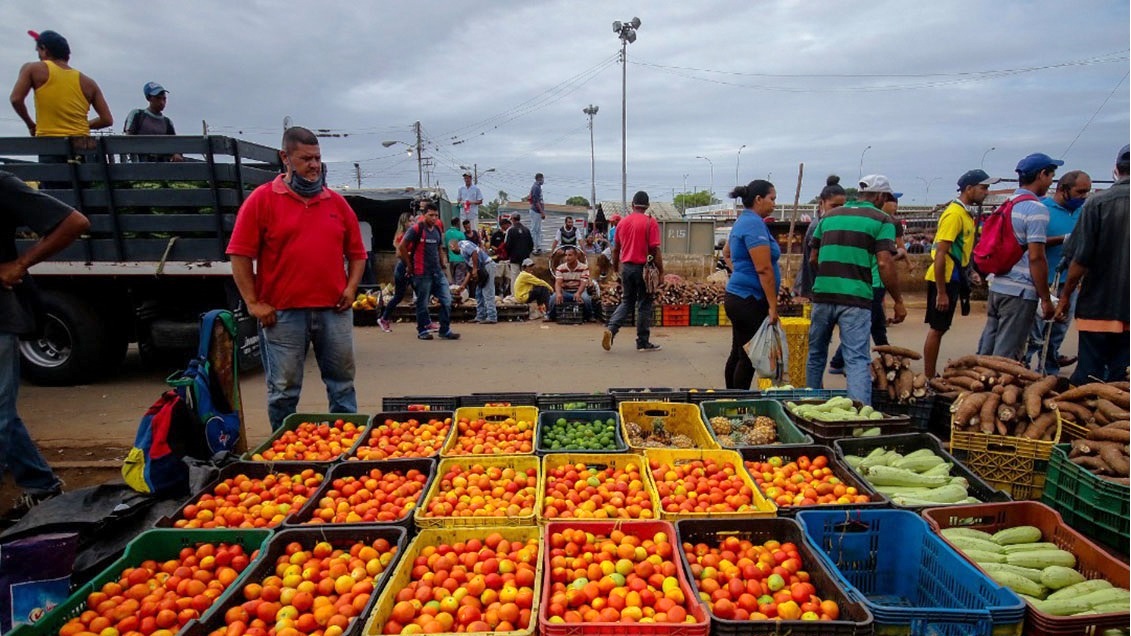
left=504, top=213, right=534, bottom=297
left=0, top=172, right=89, bottom=522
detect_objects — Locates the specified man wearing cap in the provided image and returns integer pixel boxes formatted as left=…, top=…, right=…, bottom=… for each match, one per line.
left=977, top=153, right=1061, bottom=360
left=602, top=191, right=663, bottom=352
left=1055, top=145, right=1130, bottom=384
left=529, top=173, right=546, bottom=254
left=1024, top=170, right=1092, bottom=375
left=503, top=213, right=534, bottom=297
left=806, top=175, right=906, bottom=404
left=514, top=257, right=552, bottom=317
left=922, top=169, right=999, bottom=378
left=123, top=82, right=183, bottom=162
left=10, top=30, right=112, bottom=138
left=457, top=172, right=483, bottom=229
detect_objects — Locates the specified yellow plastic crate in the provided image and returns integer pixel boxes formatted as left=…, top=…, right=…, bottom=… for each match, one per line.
left=643, top=448, right=776, bottom=520
left=537, top=453, right=658, bottom=523
left=780, top=317, right=810, bottom=388
left=950, top=405, right=1061, bottom=500
left=361, top=526, right=544, bottom=636
left=443, top=406, right=540, bottom=456
left=618, top=401, right=720, bottom=453
left=718, top=304, right=731, bottom=326
left=415, top=454, right=542, bottom=528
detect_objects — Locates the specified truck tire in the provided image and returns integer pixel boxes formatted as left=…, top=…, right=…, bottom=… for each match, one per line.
left=18, top=290, right=114, bottom=385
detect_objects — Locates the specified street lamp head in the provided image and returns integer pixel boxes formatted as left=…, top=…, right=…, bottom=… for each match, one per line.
left=738, top=144, right=747, bottom=152
left=629, top=17, right=641, bottom=29
left=381, top=140, right=396, bottom=148
left=624, top=29, right=636, bottom=43
left=612, top=20, right=622, bottom=32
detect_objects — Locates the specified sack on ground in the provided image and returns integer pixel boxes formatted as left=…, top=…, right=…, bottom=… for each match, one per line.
left=748, top=318, right=788, bottom=384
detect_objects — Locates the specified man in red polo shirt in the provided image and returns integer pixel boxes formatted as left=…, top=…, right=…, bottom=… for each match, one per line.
left=227, top=127, right=367, bottom=430
left=601, top=191, right=664, bottom=352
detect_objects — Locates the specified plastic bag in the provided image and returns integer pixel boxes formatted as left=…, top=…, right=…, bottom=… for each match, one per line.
left=748, top=318, right=789, bottom=384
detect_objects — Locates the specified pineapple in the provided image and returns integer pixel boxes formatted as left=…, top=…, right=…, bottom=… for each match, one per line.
left=670, top=433, right=694, bottom=449
left=709, top=416, right=732, bottom=436
left=744, top=416, right=778, bottom=445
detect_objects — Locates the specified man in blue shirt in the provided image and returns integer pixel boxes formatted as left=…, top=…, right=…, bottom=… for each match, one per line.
left=977, top=153, right=1061, bottom=360
left=1025, top=170, right=1091, bottom=374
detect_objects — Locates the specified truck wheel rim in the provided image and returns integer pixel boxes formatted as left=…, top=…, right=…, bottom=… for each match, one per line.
left=17, top=314, right=72, bottom=369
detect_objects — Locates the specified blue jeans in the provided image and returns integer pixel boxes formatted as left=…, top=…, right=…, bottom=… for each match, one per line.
left=259, top=309, right=357, bottom=431
left=0, top=334, right=60, bottom=494
left=607, top=263, right=654, bottom=347
left=1026, top=291, right=1076, bottom=375
left=831, top=287, right=888, bottom=370
left=807, top=303, right=873, bottom=404
left=475, top=261, right=498, bottom=322
left=1072, top=331, right=1130, bottom=385
left=380, top=261, right=409, bottom=321
left=548, top=289, right=594, bottom=320
left=530, top=212, right=543, bottom=251
left=413, top=270, right=452, bottom=334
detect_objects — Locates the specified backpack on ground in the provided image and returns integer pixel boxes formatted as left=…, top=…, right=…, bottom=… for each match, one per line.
left=122, top=310, right=242, bottom=495
left=972, top=193, right=1039, bottom=276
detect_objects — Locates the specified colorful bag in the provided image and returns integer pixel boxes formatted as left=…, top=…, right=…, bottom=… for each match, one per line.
left=972, top=193, right=1038, bottom=276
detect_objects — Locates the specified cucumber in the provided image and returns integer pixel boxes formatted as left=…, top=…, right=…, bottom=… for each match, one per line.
left=992, top=525, right=1043, bottom=545
left=1005, top=549, right=1076, bottom=569
left=1040, top=565, right=1086, bottom=590
left=986, top=570, right=1047, bottom=598
left=1002, top=542, right=1062, bottom=554
left=1033, top=598, right=1092, bottom=616
left=1077, top=587, right=1131, bottom=608
left=949, top=536, right=1005, bottom=554
left=865, top=465, right=950, bottom=488
left=892, top=454, right=945, bottom=472
left=1047, top=578, right=1113, bottom=601
left=843, top=455, right=864, bottom=468
left=1092, top=600, right=1131, bottom=613
left=922, top=462, right=954, bottom=477
left=940, top=527, right=996, bottom=542
left=965, top=548, right=1007, bottom=564
left=981, top=563, right=1045, bottom=584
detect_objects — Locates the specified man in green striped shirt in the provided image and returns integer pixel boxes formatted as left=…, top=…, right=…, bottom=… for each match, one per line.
left=807, top=174, right=907, bottom=403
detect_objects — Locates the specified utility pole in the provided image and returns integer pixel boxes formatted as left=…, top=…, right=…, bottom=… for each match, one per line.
left=414, top=120, right=423, bottom=188
left=202, top=120, right=208, bottom=135
left=583, top=105, right=599, bottom=215
left=354, top=163, right=361, bottom=189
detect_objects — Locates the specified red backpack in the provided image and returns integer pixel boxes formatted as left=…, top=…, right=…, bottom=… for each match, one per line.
left=972, top=193, right=1039, bottom=276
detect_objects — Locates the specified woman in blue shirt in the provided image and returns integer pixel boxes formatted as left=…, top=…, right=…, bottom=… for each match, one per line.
left=724, top=179, right=781, bottom=389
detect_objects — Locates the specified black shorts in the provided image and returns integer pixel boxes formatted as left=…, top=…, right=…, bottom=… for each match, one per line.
left=925, top=281, right=961, bottom=332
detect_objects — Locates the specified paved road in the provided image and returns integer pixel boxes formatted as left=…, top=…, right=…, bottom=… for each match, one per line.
left=18, top=299, right=1076, bottom=452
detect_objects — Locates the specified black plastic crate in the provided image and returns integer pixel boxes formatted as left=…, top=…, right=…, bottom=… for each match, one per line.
left=159, top=460, right=328, bottom=528
left=679, top=388, right=760, bottom=405
left=739, top=445, right=888, bottom=516
left=870, top=389, right=937, bottom=432
left=608, top=388, right=689, bottom=405
left=833, top=433, right=1012, bottom=512
left=675, top=518, right=875, bottom=636
left=381, top=395, right=460, bottom=411
left=536, top=392, right=615, bottom=411
left=350, top=411, right=455, bottom=461
left=784, top=398, right=913, bottom=444
left=286, top=458, right=437, bottom=533
left=458, top=392, right=538, bottom=407
left=536, top=410, right=626, bottom=455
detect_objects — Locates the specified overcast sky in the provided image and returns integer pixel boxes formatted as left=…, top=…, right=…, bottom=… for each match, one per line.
left=4, top=1, right=1129, bottom=206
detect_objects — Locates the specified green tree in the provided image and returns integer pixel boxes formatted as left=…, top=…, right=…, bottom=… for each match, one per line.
left=806, top=186, right=859, bottom=204
left=565, top=196, right=590, bottom=207
left=674, top=190, right=713, bottom=212
left=483, top=190, right=509, bottom=220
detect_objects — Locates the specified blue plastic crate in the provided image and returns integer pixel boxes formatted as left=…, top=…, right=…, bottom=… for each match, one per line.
left=796, top=509, right=1025, bottom=636
left=758, top=388, right=847, bottom=401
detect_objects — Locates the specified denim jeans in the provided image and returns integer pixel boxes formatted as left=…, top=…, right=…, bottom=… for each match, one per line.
left=548, top=289, right=593, bottom=320
left=978, top=291, right=1037, bottom=360
left=831, top=287, right=888, bottom=370
left=530, top=213, right=543, bottom=252
left=806, top=303, right=873, bottom=404
left=607, top=263, right=654, bottom=347
left=1072, top=331, right=1130, bottom=385
left=413, top=270, right=452, bottom=334
left=380, top=261, right=409, bottom=321
left=475, top=261, right=498, bottom=322
left=1026, top=291, right=1076, bottom=375
left=259, top=309, right=357, bottom=431
left=0, top=334, right=61, bottom=494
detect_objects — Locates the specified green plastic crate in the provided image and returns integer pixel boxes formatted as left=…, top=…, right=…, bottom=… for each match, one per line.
left=245, top=412, right=372, bottom=462
left=651, top=305, right=663, bottom=326
left=699, top=399, right=814, bottom=448
left=13, top=529, right=271, bottom=636
left=1042, top=443, right=1130, bottom=555
left=689, top=304, right=718, bottom=326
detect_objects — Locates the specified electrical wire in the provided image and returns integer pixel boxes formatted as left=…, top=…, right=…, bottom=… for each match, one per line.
left=1062, top=69, right=1130, bottom=159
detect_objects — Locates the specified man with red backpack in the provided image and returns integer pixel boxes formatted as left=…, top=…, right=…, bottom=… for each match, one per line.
left=976, top=152, right=1062, bottom=360
left=397, top=200, right=460, bottom=341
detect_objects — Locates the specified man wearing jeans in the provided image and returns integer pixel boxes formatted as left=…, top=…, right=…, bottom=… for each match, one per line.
left=529, top=173, right=546, bottom=254
left=228, top=127, right=367, bottom=430
left=806, top=175, right=906, bottom=404
left=0, top=172, right=89, bottom=521
left=602, top=191, right=663, bottom=352
left=455, top=239, right=497, bottom=324
left=398, top=200, right=460, bottom=341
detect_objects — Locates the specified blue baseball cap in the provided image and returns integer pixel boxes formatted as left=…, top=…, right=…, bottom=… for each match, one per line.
left=1015, top=153, right=1063, bottom=176
left=957, top=169, right=1002, bottom=191
left=143, top=82, right=168, bottom=98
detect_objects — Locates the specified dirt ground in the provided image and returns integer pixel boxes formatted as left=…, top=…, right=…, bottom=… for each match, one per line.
left=1, top=296, right=1078, bottom=512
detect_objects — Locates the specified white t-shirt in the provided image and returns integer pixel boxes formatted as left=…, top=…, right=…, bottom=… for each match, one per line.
left=458, top=184, right=483, bottom=217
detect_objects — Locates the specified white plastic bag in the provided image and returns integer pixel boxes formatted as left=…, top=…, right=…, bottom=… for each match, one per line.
left=748, top=318, right=789, bottom=384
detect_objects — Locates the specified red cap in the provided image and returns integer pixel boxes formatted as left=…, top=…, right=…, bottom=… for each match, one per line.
left=27, top=30, right=40, bottom=40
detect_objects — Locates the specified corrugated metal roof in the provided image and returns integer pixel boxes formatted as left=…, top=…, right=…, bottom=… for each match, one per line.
left=597, top=200, right=684, bottom=221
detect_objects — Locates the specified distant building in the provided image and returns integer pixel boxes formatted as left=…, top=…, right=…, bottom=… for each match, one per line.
left=497, top=201, right=589, bottom=252
left=595, top=200, right=684, bottom=222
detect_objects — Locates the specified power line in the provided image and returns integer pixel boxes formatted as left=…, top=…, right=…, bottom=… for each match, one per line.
left=1062, top=69, right=1130, bottom=159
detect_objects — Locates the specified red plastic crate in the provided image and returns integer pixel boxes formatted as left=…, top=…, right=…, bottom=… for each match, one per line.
left=662, top=304, right=690, bottom=326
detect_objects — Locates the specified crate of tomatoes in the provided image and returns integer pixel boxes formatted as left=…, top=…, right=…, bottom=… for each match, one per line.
left=739, top=446, right=886, bottom=516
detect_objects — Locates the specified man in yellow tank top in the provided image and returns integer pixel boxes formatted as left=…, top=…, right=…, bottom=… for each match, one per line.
left=9, top=30, right=113, bottom=137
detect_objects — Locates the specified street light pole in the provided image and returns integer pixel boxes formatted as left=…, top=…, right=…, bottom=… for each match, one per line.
left=981, top=146, right=996, bottom=169
left=353, top=163, right=361, bottom=189
left=584, top=104, right=599, bottom=214
left=858, top=145, right=872, bottom=180
left=696, top=156, right=714, bottom=203
left=735, top=144, right=747, bottom=205
left=915, top=176, right=942, bottom=203
left=613, top=17, right=640, bottom=213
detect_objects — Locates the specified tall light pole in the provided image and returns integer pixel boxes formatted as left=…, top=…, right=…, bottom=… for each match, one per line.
left=353, top=162, right=361, bottom=189
left=613, top=17, right=640, bottom=212
left=696, top=156, right=714, bottom=203
left=382, top=123, right=424, bottom=188
left=915, top=176, right=942, bottom=203
left=981, top=146, right=996, bottom=169
left=734, top=144, right=747, bottom=205
left=583, top=104, right=599, bottom=214
left=858, top=145, right=872, bottom=180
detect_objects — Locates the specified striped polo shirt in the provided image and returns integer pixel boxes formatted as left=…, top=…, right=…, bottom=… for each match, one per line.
left=810, top=201, right=897, bottom=308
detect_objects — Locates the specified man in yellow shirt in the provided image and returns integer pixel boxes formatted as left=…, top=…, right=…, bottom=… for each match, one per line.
left=9, top=30, right=113, bottom=138
left=922, top=169, right=999, bottom=377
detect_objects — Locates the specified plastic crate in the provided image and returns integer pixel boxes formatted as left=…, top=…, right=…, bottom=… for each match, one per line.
left=537, top=453, right=657, bottom=522
left=922, top=501, right=1130, bottom=636
left=17, top=529, right=271, bottom=636
left=415, top=454, right=542, bottom=528
left=797, top=509, right=1025, bottom=635
left=286, top=458, right=436, bottom=531
left=535, top=392, right=615, bottom=411
left=536, top=410, right=626, bottom=455
left=780, top=317, right=810, bottom=388
left=950, top=409, right=1061, bottom=500
left=653, top=304, right=664, bottom=327
left=643, top=448, right=776, bottom=520
left=870, top=389, right=936, bottom=432
left=244, top=412, right=372, bottom=462
left=354, top=309, right=379, bottom=327
left=159, top=461, right=328, bottom=528
left=618, top=401, right=719, bottom=452
left=663, top=304, right=691, bottom=326
left=784, top=399, right=913, bottom=444
left=444, top=406, right=539, bottom=456
left=603, top=303, right=635, bottom=327
left=739, top=445, right=886, bottom=516
left=348, top=411, right=454, bottom=461
left=674, top=518, right=875, bottom=636
left=361, top=526, right=543, bottom=636
left=187, top=525, right=407, bottom=636
left=1042, top=443, right=1130, bottom=556
left=833, top=433, right=1011, bottom=512
left=689, top=304, right=718, bottom=326
left=609, top=388, right=690, bottom=405
left=718, top=304, right=731, bottom=326
left=540, top=520, right=709, bottom=636
left=699, top=399, right=814, bottom=448
left=680, top=388, right=759, bottom=405
left=757, top=388, right=847, bottom=402
left=381, top=395, right=460, bottom=411
left=458, top=392, right=538, bottom=407
left=928, top=395, right=955, bottom=441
